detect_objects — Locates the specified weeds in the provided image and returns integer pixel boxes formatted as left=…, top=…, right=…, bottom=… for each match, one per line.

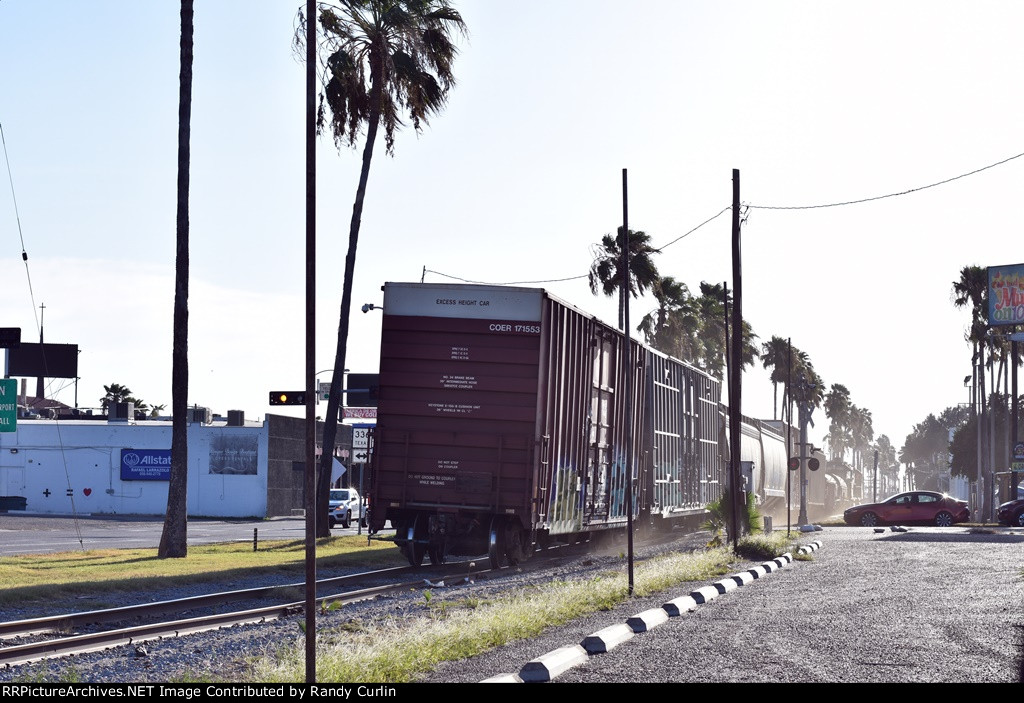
left=251, top=548, right=734, bottom=683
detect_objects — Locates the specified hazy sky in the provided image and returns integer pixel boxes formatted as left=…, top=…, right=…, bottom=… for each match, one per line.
left=2, top=1, right=1022, bottom=453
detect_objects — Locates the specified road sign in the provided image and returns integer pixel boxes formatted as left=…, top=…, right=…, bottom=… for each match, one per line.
left=353, top=427, right=368, bottom=449
left=0, top=378, right=16, bottom=432
left=353, top=450, right=369, bottom=463
left=1014, top=442, right=1024, bottom=461
left=319, top=382, right=331, bottom=401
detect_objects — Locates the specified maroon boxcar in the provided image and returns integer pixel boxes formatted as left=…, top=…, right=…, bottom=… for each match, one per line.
left=370, top=282, right=723, bottom=567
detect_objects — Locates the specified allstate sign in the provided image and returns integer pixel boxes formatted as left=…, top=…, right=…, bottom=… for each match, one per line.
left=121, top=449, right=172, bottom=481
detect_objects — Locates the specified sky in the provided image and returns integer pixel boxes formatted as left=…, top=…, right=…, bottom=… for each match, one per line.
left=1, top=1, right=1022, bottom=455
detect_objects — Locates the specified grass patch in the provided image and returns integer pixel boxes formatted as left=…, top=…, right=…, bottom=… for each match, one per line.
left=0, top=537, right=405, bottom=606
left=735, top=531, right=794, bottom=561
left=250, top=548, right=738, bottom=683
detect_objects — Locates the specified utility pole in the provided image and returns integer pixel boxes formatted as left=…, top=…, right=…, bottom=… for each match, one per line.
left=303, top=0, right=317, bottom=683
left=796, top=374, right=815, bottom=527
left=727, top=169, right=743, bottom=545
left=621, top=168, right=635, bottom=597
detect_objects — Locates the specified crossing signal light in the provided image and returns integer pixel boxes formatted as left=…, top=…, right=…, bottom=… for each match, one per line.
left=808, top=457, right=820, bottom=471
left=788, top=457, right=800, bottom=471
left=269, top=391, right=306, bottom=405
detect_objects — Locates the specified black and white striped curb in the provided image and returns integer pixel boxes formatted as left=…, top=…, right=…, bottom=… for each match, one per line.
left=480, top=541, right=823, bottom=683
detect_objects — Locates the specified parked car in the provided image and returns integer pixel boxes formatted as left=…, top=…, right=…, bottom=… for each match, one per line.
left=997, top=497, right=1024, bottom=527
left=328, top=488, right=362, bottom=529
left=843, top=491, right=970, bottom=527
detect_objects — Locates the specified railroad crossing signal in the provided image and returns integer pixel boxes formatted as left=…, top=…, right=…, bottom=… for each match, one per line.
left=788, top=456, right=821, bottom=471
left=269, top=391, right=306, bottom=405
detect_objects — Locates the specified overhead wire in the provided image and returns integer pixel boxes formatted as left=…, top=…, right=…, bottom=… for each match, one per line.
left=748, top=150, right=1024, bottom=210
left=424, top=203, right=733, bottom=287
left=1, top=121, right=85, bottom=550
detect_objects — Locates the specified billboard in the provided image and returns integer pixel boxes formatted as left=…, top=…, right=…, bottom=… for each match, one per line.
left=988, top=264, right=1024, bottom=326
left=120, top=449, right=172, bottom=481
left=6, top=343, right=79, bottom=378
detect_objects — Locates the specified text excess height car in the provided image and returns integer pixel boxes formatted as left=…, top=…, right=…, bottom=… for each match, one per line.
left=997, top=497, right=1024, bottom=527
left=843, top=491, right=970, bottom=527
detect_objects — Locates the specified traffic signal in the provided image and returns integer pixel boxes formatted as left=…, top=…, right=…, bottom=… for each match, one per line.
left=788, top=457, right=799, bottom=471
left=269, top=391, right=306, bottom=405
left=345, top=373, right=379, bottom=408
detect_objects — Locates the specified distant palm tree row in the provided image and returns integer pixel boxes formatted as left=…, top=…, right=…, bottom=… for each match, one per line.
left=587, top=226, right=889, bottom=480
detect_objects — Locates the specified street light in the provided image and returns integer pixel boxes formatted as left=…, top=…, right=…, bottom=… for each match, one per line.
left=361, top=303, right=383, bottom=313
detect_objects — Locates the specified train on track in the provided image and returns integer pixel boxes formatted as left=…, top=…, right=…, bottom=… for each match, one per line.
left=367, top=282, right=851, bottom=568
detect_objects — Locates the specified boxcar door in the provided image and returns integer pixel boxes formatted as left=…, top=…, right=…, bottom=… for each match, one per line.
left=585, top=333, right=617, bottom=522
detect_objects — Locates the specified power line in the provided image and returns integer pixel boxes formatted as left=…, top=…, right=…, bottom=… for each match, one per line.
left=749, top=150, right=1024, bottom=210
left=425, top=204, right=733, bottom=287
left=654, top=205, right=732, bottom=251
left=423, top=269, right=588, bottom=286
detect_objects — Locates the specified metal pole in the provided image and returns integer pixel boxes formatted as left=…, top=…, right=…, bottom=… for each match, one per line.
left=303, top=0, right=317, bottom=683
left=1013, top=331, right=1019, bottom=498
left=621, top=168, right=635, bottom=597
left=872, top=449, right=879, bottom=504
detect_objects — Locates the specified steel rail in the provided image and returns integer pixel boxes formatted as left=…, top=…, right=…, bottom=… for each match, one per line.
left=0, top=578, right=428, bottom=668
left=0, top=562, right=432, bottom=641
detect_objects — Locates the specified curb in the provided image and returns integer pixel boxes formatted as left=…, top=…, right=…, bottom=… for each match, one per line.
left=482, top=540, right=823, bottom=683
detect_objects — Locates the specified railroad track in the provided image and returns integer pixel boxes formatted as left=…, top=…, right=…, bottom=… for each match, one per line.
left=0, top=560, right=485, bottom=668
left=0, top=531, right=682, bottom=670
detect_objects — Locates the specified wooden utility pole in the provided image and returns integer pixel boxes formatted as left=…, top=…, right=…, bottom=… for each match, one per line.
left=303, top=0, right=317, bottom=683
left=621, top=168, right=635, bottom=596
left=727, top=169, right=743, bottom=544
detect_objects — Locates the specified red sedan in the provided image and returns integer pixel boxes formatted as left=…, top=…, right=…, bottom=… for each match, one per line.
left=843, top=491, right=970, bottom=527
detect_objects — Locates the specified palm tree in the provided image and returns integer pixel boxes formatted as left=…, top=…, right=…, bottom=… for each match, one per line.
left=690, top=282, right=758, bottom=379
left=637, top=276, right=700, bottom=361
left=298, top=0, right=466, bottom=536
left=824, top=383, right=852, bottom=462
left=159, top=0, right=193, bottom=559
left=952, top=265, right=991, bottom=519
left=761, top=337, right=790, bottom=421
left=100, top=383, right=133, bottom=413
left=589, top=227, right=661, bottom=331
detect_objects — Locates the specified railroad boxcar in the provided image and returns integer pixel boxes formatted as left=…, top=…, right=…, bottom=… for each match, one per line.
left=369, top=282, right=722, bottom=567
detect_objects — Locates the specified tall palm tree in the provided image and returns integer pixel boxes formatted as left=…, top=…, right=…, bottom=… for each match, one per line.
left=824, top=383, right=852, bottom=462
left=637, top=276, right=700, bottom=361
left=761, top=337, right=790, bottom=421
left=589, top=227, right=660, bottom=331
left=298, top=0, right=466, bottom=536
left=159, top=0, right=193, bottom=559
left=691, top=282, right=758, bottom=379
left=952, top=265, right=991, bottom=519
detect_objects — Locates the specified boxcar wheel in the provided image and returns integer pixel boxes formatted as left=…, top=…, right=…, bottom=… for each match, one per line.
left=399, top=518, right=426, bottom=567
left=488, top=516, right=508, bottom=569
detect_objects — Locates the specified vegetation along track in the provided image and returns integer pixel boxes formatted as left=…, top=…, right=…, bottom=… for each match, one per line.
left=0, top=539, right=602, bottom=670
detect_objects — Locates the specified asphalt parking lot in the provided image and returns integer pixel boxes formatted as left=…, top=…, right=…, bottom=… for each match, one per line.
left=422, top=525, right=1024, bottom=684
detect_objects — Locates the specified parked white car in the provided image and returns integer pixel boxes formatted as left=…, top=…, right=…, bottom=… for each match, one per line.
left=328, top=488, right=363, bottom=529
